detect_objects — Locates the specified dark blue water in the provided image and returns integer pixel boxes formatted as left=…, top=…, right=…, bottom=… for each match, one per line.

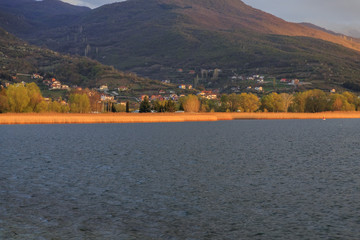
left=1, top=120, right=360, bottom=239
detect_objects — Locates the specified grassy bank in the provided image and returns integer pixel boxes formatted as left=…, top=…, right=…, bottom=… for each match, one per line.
left=1, top=112, right=360, bottom=125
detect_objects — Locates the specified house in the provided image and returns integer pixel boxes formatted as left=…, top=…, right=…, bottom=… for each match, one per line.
left=118, top=86, right=128, bottom=91
left=280, top=78, right=288, bottom=83
left=101, top=94, right=114, bottom=101
left=289, top=79, right=300, bottom=85
left=32, top=74, right=43, bottom=79
left=177, top=68, right=183, bottom=73
left=162, top=80, right=171, bottom=84
left=151, top=95, right=163, bottom=101
left=159, top=90, right=166, bottom=94
left=179, top=84, right=186, bottom=89
left=330, top=89, right=336, bottom=93
left=50, top=81, right=61, bottom=89
left=188, top=70, right=196, bottom=74
left=43, top=80, right=52, bottom=86
left=99, top=85, right=109, bottom=91
left=61, top=85, right=70, bottom=90
left=206, top=94, right=218, bottom=100
left=170, top=94, right=179, bottom=101
left=187, top=85, right=193, bottom=90
left=247, top=86, right=252, bottom=90
left=255, top=87, right=263, bottom=92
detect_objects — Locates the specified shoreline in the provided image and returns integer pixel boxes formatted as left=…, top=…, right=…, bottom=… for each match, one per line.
left=1, top=112, right=360, bottom=125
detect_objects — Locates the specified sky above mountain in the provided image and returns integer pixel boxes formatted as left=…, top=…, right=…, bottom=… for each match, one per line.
left=60, top=0, right=360, bottom=37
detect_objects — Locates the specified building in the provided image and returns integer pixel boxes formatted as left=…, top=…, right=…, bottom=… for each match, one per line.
left=99, top=85, right=109, bottom=91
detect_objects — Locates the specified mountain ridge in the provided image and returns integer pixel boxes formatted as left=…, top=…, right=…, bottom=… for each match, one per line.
left=2, top=0, right=360, bottom=90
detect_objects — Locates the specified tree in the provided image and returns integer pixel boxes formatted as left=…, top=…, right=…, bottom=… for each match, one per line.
left=6, top=84, right=30, bottom=112
left=26, top=82, right=42, bottom=112
left=48, top=101, right=62, bottom=113
left=238, top=93, right=260, bottom=112
left=220, top=93, right=241, bottom=112
left=280, top=93, right=294, bottom=112
left=69, top=93, right=91, bottom=113
left=35, top=101, right=49, bottom=113
left=183, top=95, right=200, bottom=112
left=304, top=90, right=328, bottom=113
left=139, top=96, right=151, bottom=113
left=261, top=93, right=285, bottom=112
left=0, top=88, right=9, bottom=113
left=329, top=94, right=355, bottom=111
left=126, top=101, right=130, bottom=113
left=165, top=100, right=176, bottom=112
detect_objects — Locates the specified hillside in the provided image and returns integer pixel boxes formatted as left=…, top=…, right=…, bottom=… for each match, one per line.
left=2, top=0, right=360, bottom=91
left=0, top=0, right=90, bottom=35
left=0, top=27, right=171, bottom=92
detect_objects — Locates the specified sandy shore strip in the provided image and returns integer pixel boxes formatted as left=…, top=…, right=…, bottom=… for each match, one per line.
left=1, top=112, right=360, bottom=125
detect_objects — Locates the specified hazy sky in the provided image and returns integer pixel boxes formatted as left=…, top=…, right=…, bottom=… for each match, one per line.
left=60, top=0, right=360, bottom=37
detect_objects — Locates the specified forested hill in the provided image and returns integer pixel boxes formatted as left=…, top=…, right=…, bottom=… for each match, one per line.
left=0, top=27, right=170, bottom=90
left=2, top=0, right=360, bottom=90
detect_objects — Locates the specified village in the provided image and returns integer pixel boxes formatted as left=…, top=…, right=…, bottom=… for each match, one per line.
left=1, top=69, right=340, bottom=113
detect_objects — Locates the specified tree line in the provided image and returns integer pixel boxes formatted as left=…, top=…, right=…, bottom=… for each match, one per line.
left=139, top=90, right=360, bottom=113
left=0, top=83, right=91, bottom=113
left=1, top=82, right=360, bottom=114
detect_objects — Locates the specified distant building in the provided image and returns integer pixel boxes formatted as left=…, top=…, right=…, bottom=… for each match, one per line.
left=118, top=86, right=128, bottom=91
left=101, top=94, right=114, bottom=101
left=99, top=85, right=109, bottom=91
left=179, top=84, right=186, bottom=89
left=61, top=85, right=70, bottom=90
left=50, top=81, right=61, bottom=90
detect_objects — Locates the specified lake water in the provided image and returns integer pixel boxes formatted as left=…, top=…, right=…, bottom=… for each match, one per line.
left=1, top=120, right=360, bottom=239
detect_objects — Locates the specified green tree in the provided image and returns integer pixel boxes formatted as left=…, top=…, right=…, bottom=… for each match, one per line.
left=69, top=93, right=90, bottom=113
left=139, top=96, right=151, bottom=113
left=165, top=100, right=176, bottom=112
left=0, top=88, right=9, bottom=113
left=220, top=93, right=241, bottom=112
left=261, top=93, right=285, bottom=112
left=342, top=91, right=359, bottom=110
left=48, top=101, right=62, bottom=113
left=26, top=82, right=43, bottom=112
left=35, top=101, right=49, bottom=113
left=304, top=90, right=328, bottom=113
left=7, top=84, right=30, bottom=112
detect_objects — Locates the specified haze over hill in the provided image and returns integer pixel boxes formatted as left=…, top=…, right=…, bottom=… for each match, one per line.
left=2, top=0, right=360, bottom=91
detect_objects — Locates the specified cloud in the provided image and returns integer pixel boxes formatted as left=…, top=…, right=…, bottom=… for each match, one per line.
left=61, top=0, right=123, bottom=8
left=243, top=0, right=360, bottom=36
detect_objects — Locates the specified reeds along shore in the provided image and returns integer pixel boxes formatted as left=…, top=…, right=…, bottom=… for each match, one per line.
left=1, top=112, right=360, bottom=125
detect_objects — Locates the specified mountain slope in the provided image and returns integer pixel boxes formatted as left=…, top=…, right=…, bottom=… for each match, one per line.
left=2, top=0, right=360, bottom=90
left=0, top=27, right=170, bottom=91
left=0, top=0, right=90, bottom=35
